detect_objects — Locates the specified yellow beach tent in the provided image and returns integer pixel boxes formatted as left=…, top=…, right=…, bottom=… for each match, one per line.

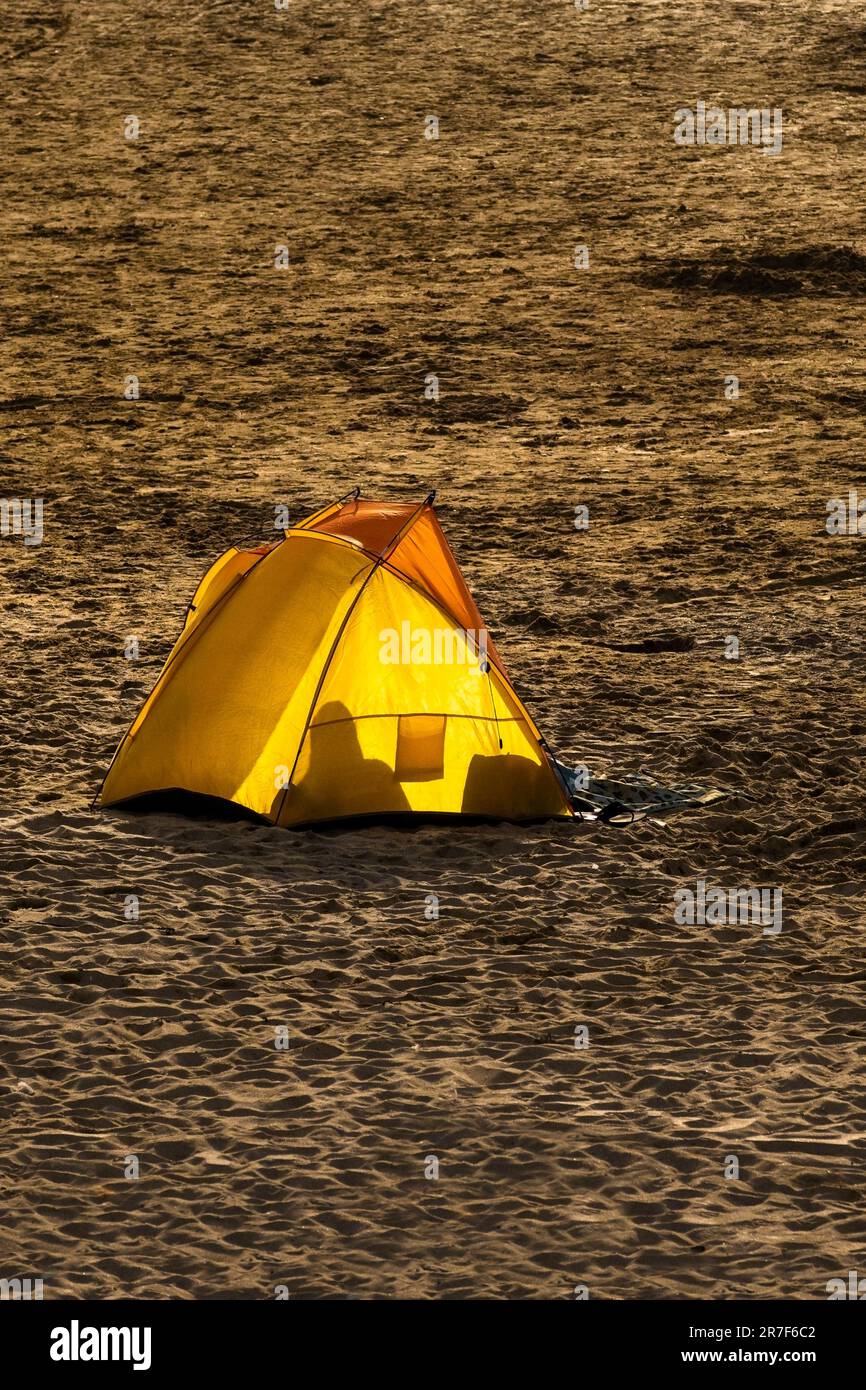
left=98, top=491, right=572, bottom=827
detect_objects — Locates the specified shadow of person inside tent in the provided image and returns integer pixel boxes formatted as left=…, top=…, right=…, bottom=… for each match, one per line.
left=460, top=750, right=562, bottom=818
left=270, top=700, right=411, bottom=825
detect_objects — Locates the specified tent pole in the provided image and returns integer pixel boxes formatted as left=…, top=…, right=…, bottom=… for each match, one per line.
left=297, top=486, right=361, bottom=533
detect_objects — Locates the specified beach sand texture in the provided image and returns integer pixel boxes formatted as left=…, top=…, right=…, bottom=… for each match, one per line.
left=1, top=0, right=865, bottom=1297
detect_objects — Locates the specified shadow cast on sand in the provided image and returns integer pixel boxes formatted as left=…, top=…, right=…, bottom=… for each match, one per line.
left=99, top=790, right=556, bottom=837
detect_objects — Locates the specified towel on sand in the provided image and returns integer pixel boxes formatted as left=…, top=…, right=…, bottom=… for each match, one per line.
left=552, top=761, right=729, bottom=825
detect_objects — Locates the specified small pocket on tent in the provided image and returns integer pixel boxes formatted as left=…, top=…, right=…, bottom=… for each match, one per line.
left=395, top=714, right=446, bottom=781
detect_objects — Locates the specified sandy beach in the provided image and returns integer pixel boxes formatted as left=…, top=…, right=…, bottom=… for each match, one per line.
left=1, top=0, right=865, bottom=1298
